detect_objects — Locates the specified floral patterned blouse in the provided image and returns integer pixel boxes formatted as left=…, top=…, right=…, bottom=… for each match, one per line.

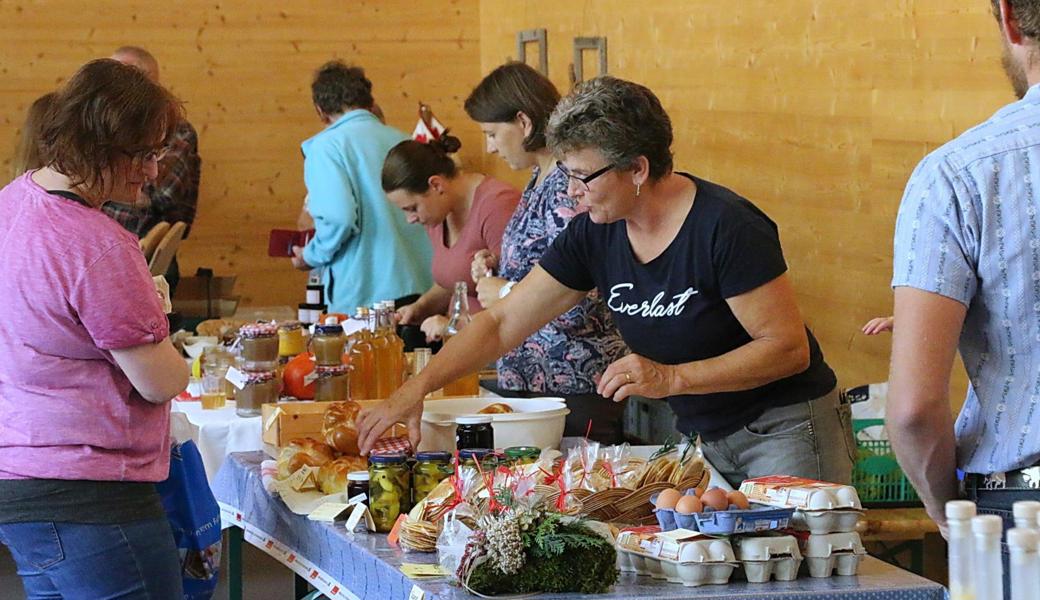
left=496, top=166, right=627, bottom=394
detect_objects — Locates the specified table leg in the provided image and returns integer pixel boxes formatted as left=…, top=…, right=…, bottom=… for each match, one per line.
left=294, top=573, right=311, bottom=599
left=227, top=526, right=244, bottom=600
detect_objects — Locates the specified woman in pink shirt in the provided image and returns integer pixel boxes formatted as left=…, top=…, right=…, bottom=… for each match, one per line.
left=382, top=135, right=519, bottom=340
left=0, top=60, right=189, bottom=598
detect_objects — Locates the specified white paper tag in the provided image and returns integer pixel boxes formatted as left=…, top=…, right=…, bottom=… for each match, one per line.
left=639, top=539, right=663, bottom=557
left=185, top=379, right=204, bottom=398
left=408, top=584, right=425, bottom=600
left=263, top=406, right=285, bottom=431
left=307, top=502, right=351, bottom=522
left=303, top=369, right=319, bottom=386
left=225, top=366, right=249, bottom=390
left=286, top=466, right=320, bottom=492
left=344, top=502, right=375, bottom=532
left=347, top=493, right=367, bottom=506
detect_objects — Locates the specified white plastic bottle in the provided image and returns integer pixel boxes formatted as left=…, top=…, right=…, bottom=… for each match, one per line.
left=947, top=501, right=977, bottom=600
left=973, top=515, right=1005, bottom=600
left=1013, top=501, right=1040, bottom=530
left=1008, top=528, right=1039, bottom=600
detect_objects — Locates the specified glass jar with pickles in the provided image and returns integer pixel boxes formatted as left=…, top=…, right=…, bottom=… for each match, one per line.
left=239, top=323, right=279, bottom=363
left=412, top=451, right=452, bottom=504
left=457, top=449, right=498, bottom=472
left=368, top=454, right=411, bottom=532
left=311, top=320, right=346, bottom=366
left=504, top=446, right=541, bottom=467
left=313, top=365, right=350, bottom=402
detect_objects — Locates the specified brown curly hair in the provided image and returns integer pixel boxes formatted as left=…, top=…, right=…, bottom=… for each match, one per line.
left=311, top=61, right=374, bottom=115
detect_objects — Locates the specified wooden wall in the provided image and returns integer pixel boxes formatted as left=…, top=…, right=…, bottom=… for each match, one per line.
left=0, top=0, right=482, bottom=308
left=477, top=0, right=1010, bottom=399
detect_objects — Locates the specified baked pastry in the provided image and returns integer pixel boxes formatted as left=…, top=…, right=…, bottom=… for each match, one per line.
left=276, top=437, right=336, bottom=479
left=317, top=456, right=368, bottom=495
left=322, top=401, right=362, bottom=455
left=478, top=402, right=513, bottom=414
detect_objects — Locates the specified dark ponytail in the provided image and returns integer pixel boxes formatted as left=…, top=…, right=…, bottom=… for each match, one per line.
left=381, top=134, right=461, bottom=194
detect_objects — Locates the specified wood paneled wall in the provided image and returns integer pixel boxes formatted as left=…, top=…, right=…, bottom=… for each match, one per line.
left=477, top=0, right=1011, bottom=398
left=0, top=0, right=482, bottom=308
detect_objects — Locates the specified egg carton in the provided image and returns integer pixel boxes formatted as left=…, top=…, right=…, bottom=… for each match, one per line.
left=616, top=538, right=737, bottom=587
left=738, top=476, right=862, bottom=511
left=733, top=534, right=803, bottom=583
left=799, top=532, right=867, bottom=578
left=790, top=508, right=863, bottom=534
left=652, top=490, right=793, bottom=534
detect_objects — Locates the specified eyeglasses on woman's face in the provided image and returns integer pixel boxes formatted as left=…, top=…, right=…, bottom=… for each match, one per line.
left=121, top=145, right=170, bottom=166
left=557, top=160, right=615, bottom=192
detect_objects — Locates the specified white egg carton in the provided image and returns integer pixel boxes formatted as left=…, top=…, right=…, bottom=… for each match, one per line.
left=733, top=535, right=803, bottom=583
left=791, top=508, right=863, bottom=534
left=616, top=531, right=737, bottom=587
left=799, top=532, right=867, bottom=578
left=738, top=476, right=863, bottom=510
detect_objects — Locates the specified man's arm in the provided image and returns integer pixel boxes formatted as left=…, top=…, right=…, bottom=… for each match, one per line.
left=301, top=143, right=360, bottom=268
left=887, top=286, right=966, bottom=530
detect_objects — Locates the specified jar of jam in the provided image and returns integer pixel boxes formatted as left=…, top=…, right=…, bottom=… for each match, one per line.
left=455, top=415, right=494, bottom=450
left=458, top=449, right=497, bottom=472
left=311, top=320, right=346, bottom=366
left=239, top=323, right=279, bottom=363
left=235, top=369, right=279, bottom=417
left=368, top=454, right=412, bottom=532
left=504, top=446, right=541, bottom=466
left=313, top=365, right=350, bottom=402
left=412, top=451, right=452, bottom=504
left=346, top=470, right=370, bottom=506
left=277, top=321, right=307, bottom=359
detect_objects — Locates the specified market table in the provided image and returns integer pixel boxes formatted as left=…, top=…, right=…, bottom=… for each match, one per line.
left=171, top=399, right=262, bottom=482
left=213, top=451, right=947, bottom=600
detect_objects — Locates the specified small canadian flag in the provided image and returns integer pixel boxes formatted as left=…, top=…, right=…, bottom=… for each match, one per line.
left=411, top=103, right=446, bottom=143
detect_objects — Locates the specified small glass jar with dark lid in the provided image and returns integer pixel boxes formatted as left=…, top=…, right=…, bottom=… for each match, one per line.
left=311, top=319, right=346, bottom=366
left=412, top=451, right=452, bottom=504
left=368, top=454, right=412, bottom=532
left=457, top=448, right=498, bottom=472
left=346, top=470, right=370, bottom=506
left=455, top=415, right=494, bottom=451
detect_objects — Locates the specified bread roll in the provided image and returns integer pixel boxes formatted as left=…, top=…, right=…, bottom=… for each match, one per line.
left=477, top=402, right=513, bottom=414
left=317, top=456, right=368, bottom=495
left=322, top=401, right=362, bottom=455
left=276, top=437, right=336, bottom=479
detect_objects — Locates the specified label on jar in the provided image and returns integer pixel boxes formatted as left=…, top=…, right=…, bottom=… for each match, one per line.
left=303, top=370, right=320, bottom=386
left=225, top=366, right=249, bottom=390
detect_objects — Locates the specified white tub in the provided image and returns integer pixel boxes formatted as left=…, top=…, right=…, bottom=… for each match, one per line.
left=418, top=397, right=569, bottom=452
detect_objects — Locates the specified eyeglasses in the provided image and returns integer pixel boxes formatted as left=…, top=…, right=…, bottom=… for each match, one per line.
left=557, top=161, right=615, bottom=192
left=121, top=146, right=170, bottom=165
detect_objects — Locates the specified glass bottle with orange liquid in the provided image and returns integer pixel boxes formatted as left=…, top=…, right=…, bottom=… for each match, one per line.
left=383, top=300, right=406, bottom=391
left=349, top=306, right=376, bottom=399
left=442, top=281, right=481, bottom=396
left=371, top=302, right=395, bottom=399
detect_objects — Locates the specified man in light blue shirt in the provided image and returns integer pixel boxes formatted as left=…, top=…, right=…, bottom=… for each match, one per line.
left=888, top=0, right=1040, bottom=559
left=291, top=61, right=432, bottom=314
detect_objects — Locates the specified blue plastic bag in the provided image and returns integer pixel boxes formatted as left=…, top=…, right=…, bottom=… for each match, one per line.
left=156, top=440, right=222, bottom=600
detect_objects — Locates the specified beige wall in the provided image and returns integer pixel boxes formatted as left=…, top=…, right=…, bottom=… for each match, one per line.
left=475, top=0, right=1011, bottom=403
left=0, top=0, right=483, bottom=308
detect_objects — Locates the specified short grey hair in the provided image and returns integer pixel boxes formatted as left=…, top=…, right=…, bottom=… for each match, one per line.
left=546, top=76, right=673, bottom=180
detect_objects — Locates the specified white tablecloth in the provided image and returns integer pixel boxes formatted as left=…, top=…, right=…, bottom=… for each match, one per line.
left=170, top=400, right=262, bottom=482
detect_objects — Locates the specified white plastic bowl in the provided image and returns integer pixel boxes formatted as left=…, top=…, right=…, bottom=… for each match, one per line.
left=418, top=397, right=569, bottom=452
left=182, top=336, right=219, bottom=359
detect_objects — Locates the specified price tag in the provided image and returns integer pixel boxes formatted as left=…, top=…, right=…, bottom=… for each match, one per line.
left=307, top=502, right=351, bottom=522
left=344, top=502, right=375, bottom=532
left=225, top=366, right=249, bottom=390
left=286, top=466, right=319, bottom=492
left=639, top=539, right=663, bottom=557
left=408, top=585, right=424, bottom=600
left=400, top=563, right=448, bottom=578
left=303, top=370, right=319, bottom=386
left=263, top=406, right=284, bottom=431
left=347, top=493, right=367, bottom=506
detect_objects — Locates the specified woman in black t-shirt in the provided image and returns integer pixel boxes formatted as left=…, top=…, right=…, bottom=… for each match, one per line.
left=358, top=76, right=856, bottom=486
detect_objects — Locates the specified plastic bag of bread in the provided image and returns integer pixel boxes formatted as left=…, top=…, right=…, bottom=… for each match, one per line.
left=276, top=437, right=336, bottom=480
left=322, top=401, right=362, bottom=455
left=317, top=456, right=369, bottom=495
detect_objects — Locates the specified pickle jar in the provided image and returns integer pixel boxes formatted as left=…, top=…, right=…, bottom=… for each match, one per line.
left=455, top=415, right=494, bottom=451
left=346, top=471, right=370, bottom=506
left=239, top=323, right=279, bottom=363
left=368, top=454, right=412, bottom=532
left=457, top=449, right=497, bottom=472
left=311, top=320, right=346, bottom=366
left=235, top=369, right=279, bottom=417
left=313, top=365, right=350, bottom=402
left=504, top=446, right=541, bottom=467
left=277, top=321, right=307, bottom=359
left=412, top=451, right=452, bottom=504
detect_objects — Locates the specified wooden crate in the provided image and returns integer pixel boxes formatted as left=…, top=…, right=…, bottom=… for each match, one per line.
left=261, top=399, right=404, bottom=449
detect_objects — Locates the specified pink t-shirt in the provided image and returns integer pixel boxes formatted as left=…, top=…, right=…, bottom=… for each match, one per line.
left=426, top=177, right=519, bottom=313
left=0, top=173, right=171, bottom=482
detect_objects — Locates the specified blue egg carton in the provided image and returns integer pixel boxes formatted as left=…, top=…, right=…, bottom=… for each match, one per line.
left=691, top=504, right=796, bottom=535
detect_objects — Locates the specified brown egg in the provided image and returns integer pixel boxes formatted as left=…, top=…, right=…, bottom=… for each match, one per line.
left=675, top=494, right=703, bottom=514
left=700, top=487, right=730, bottom=511
left=656, top=488, right=682, bottom=510
left=727, top=490, right=750, bottom=510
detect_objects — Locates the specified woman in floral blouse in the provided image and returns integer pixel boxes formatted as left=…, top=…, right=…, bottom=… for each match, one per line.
left=464, top=62, right=628, bottom=442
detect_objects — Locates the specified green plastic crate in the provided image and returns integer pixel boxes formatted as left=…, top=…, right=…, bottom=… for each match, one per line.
left=851, top=418, right=920, bottom=505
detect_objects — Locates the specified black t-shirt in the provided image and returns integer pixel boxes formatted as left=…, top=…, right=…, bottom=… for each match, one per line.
left=539, top=174, right=836, bottom=440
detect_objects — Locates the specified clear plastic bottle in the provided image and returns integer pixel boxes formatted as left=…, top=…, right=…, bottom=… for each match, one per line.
left=1008, top=527, right=1039, bottom=600
left=973, top=514, right=1005, bottom=600
left=947, top=500, right=977, bottom=600
left=442, top=281, right=480, bottom=396
left=1014, top=501, right=1040, bottom=530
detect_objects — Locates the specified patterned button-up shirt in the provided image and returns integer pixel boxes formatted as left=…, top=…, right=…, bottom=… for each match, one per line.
left=893, top=83, right=1040, bottom=474
left=102, top=120, right=201, bottom=238
left=496, top=166, right=627, bottom=395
